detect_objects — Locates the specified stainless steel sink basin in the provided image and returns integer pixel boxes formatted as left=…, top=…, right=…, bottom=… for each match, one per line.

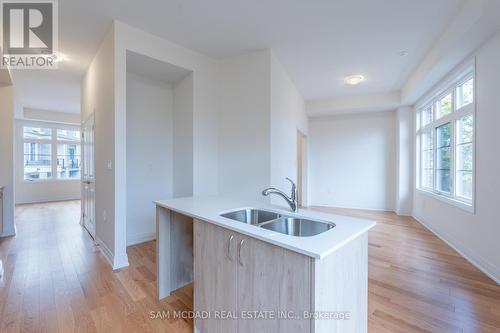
left=220, top=209, right=280, bottom=225
left=260, top=217, right=335, bottom=237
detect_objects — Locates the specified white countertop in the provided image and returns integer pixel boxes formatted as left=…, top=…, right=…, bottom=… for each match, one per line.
left=155, top=196, right=376, bottom=259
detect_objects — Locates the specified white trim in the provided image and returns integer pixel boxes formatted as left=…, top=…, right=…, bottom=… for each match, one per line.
left=96, top=236, right=130, bottom=270
left=126, top=231, right=156, bottom=246
left=311, top=204, right=412, bottom=216
left=415, top=63, right=476, bottom=209
left=113, top=252, right=130, bottom=270
left=0, top=224, right=16, bottom=238
left=96, top=236, right=114, bottom=267
left=16, top=195, right=81, bottom=205
left=310, top=203, right=395, bottom=213
left=413, top=214, right=500, bottom=285
left=395, top=210, right=413, bottom=217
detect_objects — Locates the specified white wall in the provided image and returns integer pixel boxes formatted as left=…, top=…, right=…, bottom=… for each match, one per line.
left=173, top=73, right=194, bottom=197
left=270, top=54, right=308, bottom=207
left=83, top=22, right=311, bottom=268
left=81, top=26, right=120, bottom=267
left=309, top=111, right=397, bottom=211
left=0, top=85, right=15, bottom=237
left=14, top=119, right=81, bottom=204
left=126, top=72, right=173, bottom=246
left=217, top=51, right=309, bottom=205
left=114, top=21, right=219, bottom=267
left=23, top=108, right=80, bottom=124
left=413, top=31, right=500, bottom=283
left=396, top=107, right=414, bottom=215
left=81, top=21, right=220, bottom=268
left=218, top=50, right=271, bottom=202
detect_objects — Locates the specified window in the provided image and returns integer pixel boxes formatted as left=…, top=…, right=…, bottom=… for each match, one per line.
left=416, top=69, right=475, bottom=209
left=57, top=144, right=81, bottom=179
left=436, top=123, right=451, bottom=193
left=456, top=115, right=473, bottom=199
left=436, top=93, right=452, bottom=119
left=22, top=124, right=81, bottom=181
left=24, top=142, right=52, bottom=180
left=421, top=130, right=433, bottom=189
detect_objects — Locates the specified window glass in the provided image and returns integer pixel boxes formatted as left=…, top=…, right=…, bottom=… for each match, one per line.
left=421, top=131, right=434, bottom=188
left=57, top=144, right=81, bottom=179
left=436, top=123, right=451, bottom=193
left=57, top=129, right=80, bottom=142
left=23, top=127, right=52, bottom=140
left=23, top=143, right=52, bottom=180
left=421, top=105, right=433, bottom=128
left=436, top=93, right=452, bottom=119
left=456, top=115, right=473, bottom=199
left=456, top=78, right=473, bottom=109
left=417, top=69, right=474, bottom=206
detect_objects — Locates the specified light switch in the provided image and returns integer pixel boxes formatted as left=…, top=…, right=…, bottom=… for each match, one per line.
left=107, top=160, right=112, bottom=170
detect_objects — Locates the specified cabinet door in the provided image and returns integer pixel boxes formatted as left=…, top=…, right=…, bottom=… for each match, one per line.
left=236, top=234, right=281, bottom=332
left=236, top=234, right=311, bottom=333
left=194, top=220, right=238, bottom=333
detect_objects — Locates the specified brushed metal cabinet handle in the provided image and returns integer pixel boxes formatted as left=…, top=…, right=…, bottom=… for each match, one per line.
left=227, top=235, right=234, bottom=261
left=238, top=239, right=245, bottom=266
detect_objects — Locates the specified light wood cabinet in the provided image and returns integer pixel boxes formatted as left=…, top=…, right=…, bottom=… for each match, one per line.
left=194, top=220, right=238, bottom=333
left=194, top=220, right=311, bottom=333
left=158, top=206, right=369, bottom=333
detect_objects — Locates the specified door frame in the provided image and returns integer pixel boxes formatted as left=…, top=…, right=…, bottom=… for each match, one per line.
left=297, top=129, right=308, bottom=207
left=81, top=113, right=96, bottom=239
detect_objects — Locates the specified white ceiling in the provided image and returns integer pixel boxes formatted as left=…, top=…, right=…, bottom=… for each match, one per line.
left=11, top=0, right=467, bottom=114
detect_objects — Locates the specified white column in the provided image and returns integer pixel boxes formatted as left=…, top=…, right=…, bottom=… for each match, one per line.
left=396, top=106, right=414, bottom=215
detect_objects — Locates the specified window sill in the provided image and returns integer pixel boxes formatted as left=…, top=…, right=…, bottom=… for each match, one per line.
left=416, top=188, right=475, bottom=214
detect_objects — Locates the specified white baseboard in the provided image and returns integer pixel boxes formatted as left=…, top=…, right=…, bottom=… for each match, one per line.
left=395, top=210, right=412, bottom=217
left=127, top=231, right=156, bottom=246
left=0, top=224, right=16, bottom=238
left=96, top=236, right=129, bottom=270
left=15, top=196, right=81, bottom=205
left=413, top=214, right=500, bottom=285
left=309, top=203, right=414, bottom=217
left=310, top=203, right=395, bottom=212
left=113, top=252, right=130, bottom=270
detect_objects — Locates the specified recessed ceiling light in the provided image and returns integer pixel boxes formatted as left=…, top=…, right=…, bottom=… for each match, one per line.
left=344, top=75, right=365, bottom=85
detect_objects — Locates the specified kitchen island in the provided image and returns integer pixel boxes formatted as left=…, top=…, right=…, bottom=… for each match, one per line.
left=155, top=196, right=375, bottom=333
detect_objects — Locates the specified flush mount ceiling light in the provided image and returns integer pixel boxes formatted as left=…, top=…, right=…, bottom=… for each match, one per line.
left=344, top=75, right=365, bottom=85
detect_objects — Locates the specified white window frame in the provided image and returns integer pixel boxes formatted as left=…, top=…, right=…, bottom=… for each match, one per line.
left=18, top=120, right=82, bottom=183
left=415, top=62, right=476, bottom=213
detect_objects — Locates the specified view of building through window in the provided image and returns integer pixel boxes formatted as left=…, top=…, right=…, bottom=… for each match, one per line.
left=23, top=126, right=81, bottom=181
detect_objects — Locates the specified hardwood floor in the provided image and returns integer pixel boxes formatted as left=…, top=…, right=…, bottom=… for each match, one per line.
left=0, top=201, right=192, bottom=333
left=311, top=206, right=500, bottom=333
left=0, top=201, right=499, bottom=332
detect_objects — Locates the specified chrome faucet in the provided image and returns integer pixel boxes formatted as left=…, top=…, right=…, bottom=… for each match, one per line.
left=262, top=177, right=298, bottom=212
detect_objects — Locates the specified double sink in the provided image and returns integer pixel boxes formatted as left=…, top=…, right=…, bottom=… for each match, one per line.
left=220, top=208, right=335, bottom=237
